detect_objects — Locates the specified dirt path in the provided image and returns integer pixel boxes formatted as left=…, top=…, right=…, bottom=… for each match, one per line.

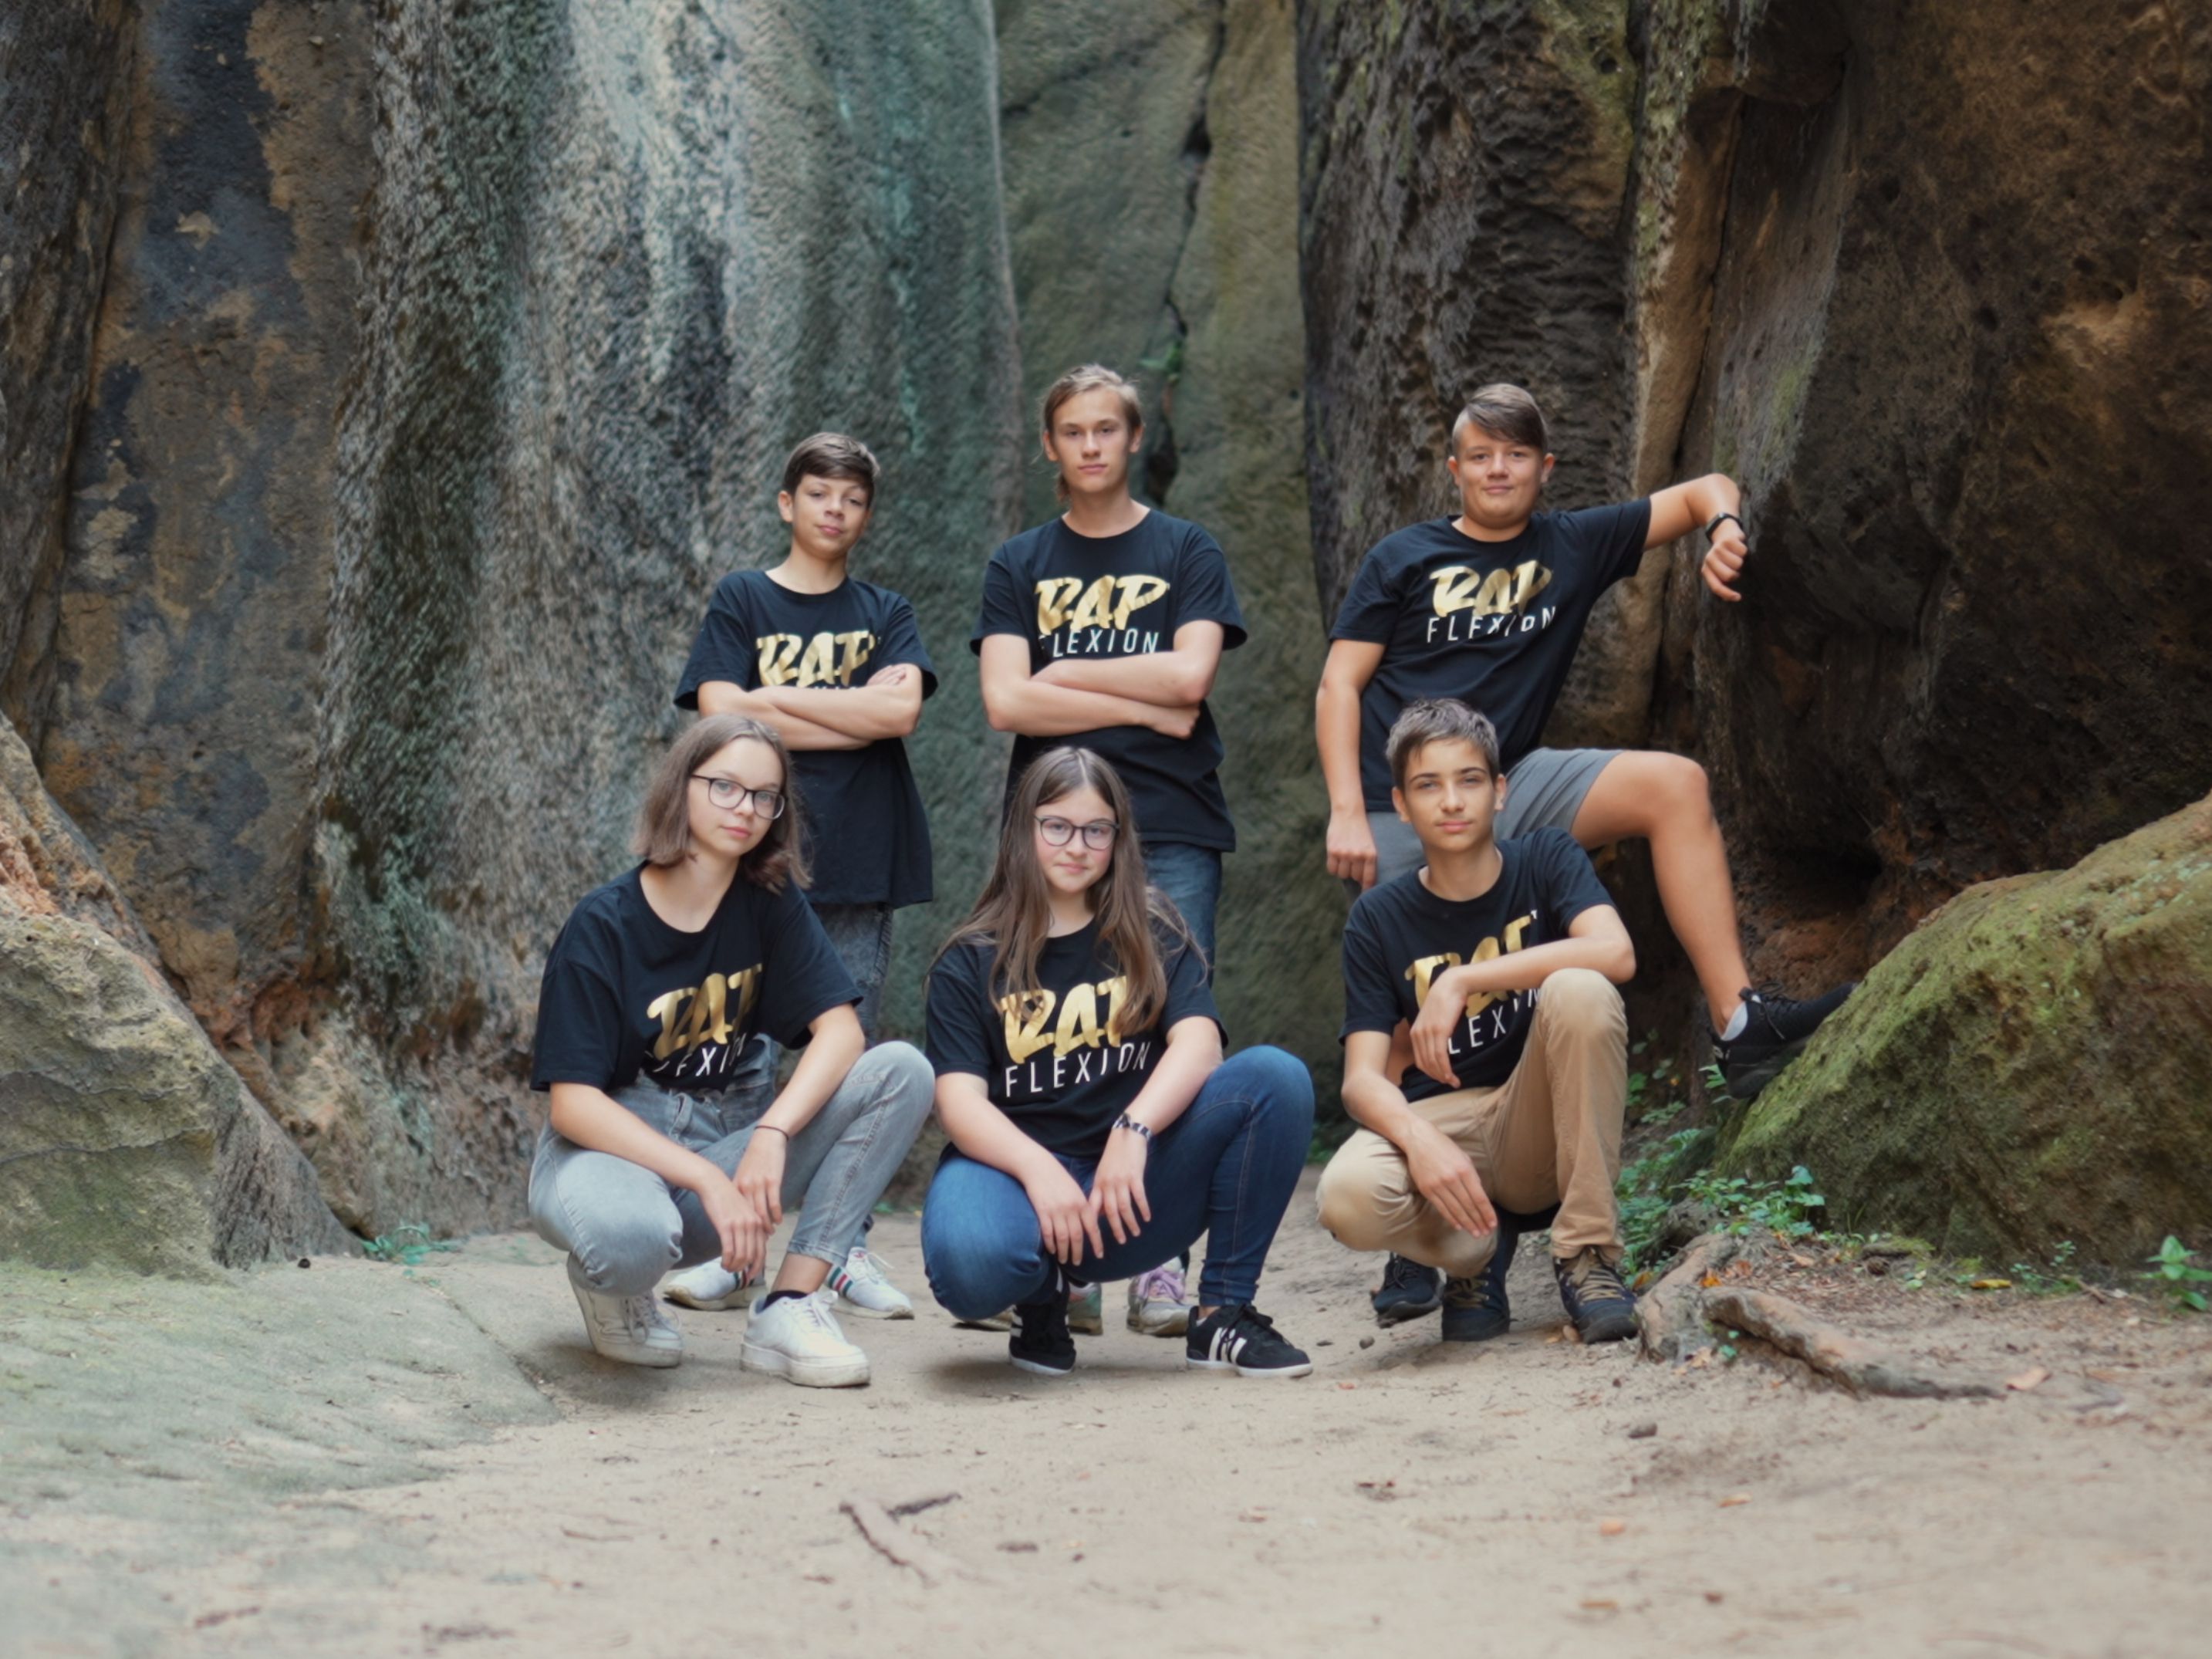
left=8, top=1173, right=2210, bottom=1657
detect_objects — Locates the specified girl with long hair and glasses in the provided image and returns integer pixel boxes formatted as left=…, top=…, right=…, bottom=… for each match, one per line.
left=920, top=748, right=1316, bottom=1378
left=528, top=715, right=932, bottom=1384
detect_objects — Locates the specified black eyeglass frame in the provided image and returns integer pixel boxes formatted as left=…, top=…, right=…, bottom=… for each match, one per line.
left=691, top=774, right=787, bottom=819
left=1032, top=814, right=1117, bottom=851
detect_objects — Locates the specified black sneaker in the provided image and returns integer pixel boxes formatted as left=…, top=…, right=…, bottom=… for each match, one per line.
left=1370, top=1253, right=1443, bottom=1324
left=1552, top=1248, right=1639, bottom=1344
left=1008, top=1294, right=1076, bottom=1377
left=1440, top=1223, right=1521, bottom=1342
left=1185, top=1304, right=1313, bottom=1378
left=1714, top=982, right=1856, bottom=1100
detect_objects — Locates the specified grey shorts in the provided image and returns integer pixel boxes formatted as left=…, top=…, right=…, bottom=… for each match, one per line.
left=1366, top=746, right=1619, bottom=885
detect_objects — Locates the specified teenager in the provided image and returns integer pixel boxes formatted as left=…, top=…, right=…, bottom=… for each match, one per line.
left=528, top=715, right=934, bottom=1384
left=1317, top=700, right=1640, bottom=1344
left=663, top=434, right=933, bottom=1320
left=919, top=747, right=1316, bottom=1378
left=973, top=364, right=1246, bottom=1337
left=1315, top=383, right=1852, bottom=1323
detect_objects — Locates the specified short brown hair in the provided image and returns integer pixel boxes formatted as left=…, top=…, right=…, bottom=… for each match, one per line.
left=1450, top=383, right=1548, bottom=454
left=780, top=431, right=880, bottom=502
left=1040, top=365, right=1144, bottom=503
left=1387, top=699, right=1503, bottom=790
left=633, top=715, right=808, bottom=890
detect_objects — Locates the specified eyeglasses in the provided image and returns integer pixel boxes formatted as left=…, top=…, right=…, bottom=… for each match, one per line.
left=692, top=775, right=785, bottom=819
left=1034, top=815, right=1116, bottom=850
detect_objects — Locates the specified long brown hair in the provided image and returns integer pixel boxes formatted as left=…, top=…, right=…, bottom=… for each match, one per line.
left=632, top=715, right=809, bottom=891
left=935, top=747, right=1194, bottom=1032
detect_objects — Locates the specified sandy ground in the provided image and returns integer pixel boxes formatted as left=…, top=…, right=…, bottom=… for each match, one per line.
left=7, top=1172, right=2211, bottom=1659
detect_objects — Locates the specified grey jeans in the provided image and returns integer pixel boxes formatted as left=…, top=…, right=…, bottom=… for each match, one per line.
left=529, top=1039, right=934, bottom=1296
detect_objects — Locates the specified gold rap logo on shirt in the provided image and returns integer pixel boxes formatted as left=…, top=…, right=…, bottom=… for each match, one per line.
left=998, top=975, right=1133, bottom=1063
left=1032, top=575, right=1170, bottom=636
left=1405, top=911, right=1537, bottom=1019
left=1427, top=560, right=1552, bottom=619
left=755, top=630, right=878, bottom=688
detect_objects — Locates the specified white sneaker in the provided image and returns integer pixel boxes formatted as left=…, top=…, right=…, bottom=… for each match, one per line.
left=741, top=1292, right=871, bottom=1388
left=662, top=1259, right=756, bottom=1310
left=568, top=1257, right=683, bottom=1367
left=828, top=1247, right=914, bottom=1319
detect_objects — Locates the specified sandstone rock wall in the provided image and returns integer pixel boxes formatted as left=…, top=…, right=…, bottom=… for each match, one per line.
left=6, top=0, right=1022, bottom=1246
left=997, top=0, right=1340, bottom=1086
left=1299, top=0, right=2212, bottom=1004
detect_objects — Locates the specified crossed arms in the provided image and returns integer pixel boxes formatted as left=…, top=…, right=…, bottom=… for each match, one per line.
left=978, top=620, right=1224, bottom=740
left=696, top=663, right=925, bottom=750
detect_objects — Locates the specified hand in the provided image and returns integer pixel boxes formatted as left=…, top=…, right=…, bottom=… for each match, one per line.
left=865, top=663, right=914, bottom=688
left=1409, top=966, right=1469, bottom=1088
left=733, top=1127, right=787, bottom=1235
left=1326, top=807, right=1379, bottom=888
left=1403, top=1118, right=1497, bottom=1240
left=1147, top=702, right=1199, bottom=740
left=1089, top=1127, right=1153, bottom=1246
left=1702, top=517, right=1748, bottom=602
left=698, top=1171, right=771, bottom=1278
left=1023, top=1161, right=1103, bottom=1267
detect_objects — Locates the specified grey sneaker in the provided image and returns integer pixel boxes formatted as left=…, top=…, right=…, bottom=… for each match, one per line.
left=1126, top=1265, right=1194, bottom=1336
left=569, top=1257, right=683, bottom=1367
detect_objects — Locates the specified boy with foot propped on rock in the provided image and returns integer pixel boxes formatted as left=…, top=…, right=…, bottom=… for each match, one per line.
left=1316, top=700, right=1640, bottom=1346
left=1315, top=383, right=1852, bottom=1323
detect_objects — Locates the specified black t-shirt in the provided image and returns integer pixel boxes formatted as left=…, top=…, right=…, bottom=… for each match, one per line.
left=674, top=569, right=937, bottom=907
left=1329, top=503, right=1652, bottom=809
left=1340, top=829, right=1616, bottom=1100
left=925, top=917, right=1221, bottom=1160
left=532, top=865, right=860, bottom=1095
left=972, top=511, right=1247, bottom=850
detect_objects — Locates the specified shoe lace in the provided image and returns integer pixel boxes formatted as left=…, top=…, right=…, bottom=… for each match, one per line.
left=1444, top=1272, right=1506, bottom=1313
left=845, top=1248, right=888, bottom=1287
left=1566, top=1253, right=1630, bottom=1303
left=623, top=1292, right=671, bottom=1340
left=1380, top=1253, right=1432, bottom=1295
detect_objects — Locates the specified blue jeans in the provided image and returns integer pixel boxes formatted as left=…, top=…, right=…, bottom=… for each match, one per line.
left=920, top=1046, right=1314, bottom=1313
left=1142, top=840, right=1222, bottom=972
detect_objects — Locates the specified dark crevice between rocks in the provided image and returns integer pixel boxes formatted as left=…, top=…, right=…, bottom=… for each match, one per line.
left=1142, top=6, right=1224, bottom=512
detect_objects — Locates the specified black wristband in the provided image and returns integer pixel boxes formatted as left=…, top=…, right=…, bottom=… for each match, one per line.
left=1704, top=510, right=1744, bottom=538
left=755, top=1123, right=790, bottom=1139
left=1113, top=1113, right=1153, bottom=1144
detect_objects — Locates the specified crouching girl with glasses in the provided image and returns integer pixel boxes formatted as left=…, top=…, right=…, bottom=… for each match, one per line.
left=920, top=746, right=1316, bottom=1377
left=528, top=714, right=933, bottom=1384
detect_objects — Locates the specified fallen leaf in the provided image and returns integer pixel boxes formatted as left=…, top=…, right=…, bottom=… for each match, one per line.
left=2006, top=1366, right=2051, bottom=1392
left=1699, top=1272, right=1722, bottom=1289
left=1580, top=1598, right=1619, bottom=1611
left=1599, top=1517, right=1627, bottom=1536
left=1719, top=1493, right=1751, bottom=1508
left=1337, top=1381, right=1358, bottom=1390
left=1968, top=1278, right=2013, bottom=1291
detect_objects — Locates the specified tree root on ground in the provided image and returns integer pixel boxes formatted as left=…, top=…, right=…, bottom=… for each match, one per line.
left=840, top=1495, right=984, bottom=1586
left=1636, top=1233, right=2008, bottom=1399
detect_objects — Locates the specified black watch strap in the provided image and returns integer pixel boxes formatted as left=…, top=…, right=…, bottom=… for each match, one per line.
left=1704, top=510, right=1744, bottom=537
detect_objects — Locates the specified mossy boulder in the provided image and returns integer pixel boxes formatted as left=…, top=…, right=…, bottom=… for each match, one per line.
left=1718, top=792, right=2212, bottom=1266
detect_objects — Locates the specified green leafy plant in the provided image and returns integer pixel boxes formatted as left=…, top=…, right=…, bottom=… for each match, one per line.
left=2141, top=1235, right=2212, bottom=1313
left=362, top=1222, right=451, bottom=1269
left=1680, top=1164, right=1826, bottom=1241
left=1615, top=1128, right=1704, bottom=1274
left=1700, top=1061, right=1732, bottom=1100
left=2004, top=1241, right=2081, bottom=1296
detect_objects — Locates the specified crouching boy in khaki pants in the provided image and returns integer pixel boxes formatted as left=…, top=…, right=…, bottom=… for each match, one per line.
left=1317, top=698, right=1639, bottom=1343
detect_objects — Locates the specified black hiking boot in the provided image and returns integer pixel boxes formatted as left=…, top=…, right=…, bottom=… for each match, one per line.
left=1185, top=1304, right=1314, bottom=1378
left=1371, top=1253, right=1443, bottom=1324
left=1714, top=983, right=1857, bottom=1100
left=1441, top=1222, right=1521, bottom=1342
left=1008, top=1292, right=1076, bottom=1377
left=1552, top=1248, right=1640, bottom=1344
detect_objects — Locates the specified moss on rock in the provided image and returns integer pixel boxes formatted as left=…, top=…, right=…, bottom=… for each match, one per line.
left=1718, top=792, right=2212, bottom=1265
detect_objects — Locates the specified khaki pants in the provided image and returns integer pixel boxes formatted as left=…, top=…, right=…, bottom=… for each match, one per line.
left=1316, top=968, right=1627, bottom=1279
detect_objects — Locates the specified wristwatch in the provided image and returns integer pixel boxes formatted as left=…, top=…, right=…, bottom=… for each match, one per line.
left=1704, top=510, right=1744, bottom=538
